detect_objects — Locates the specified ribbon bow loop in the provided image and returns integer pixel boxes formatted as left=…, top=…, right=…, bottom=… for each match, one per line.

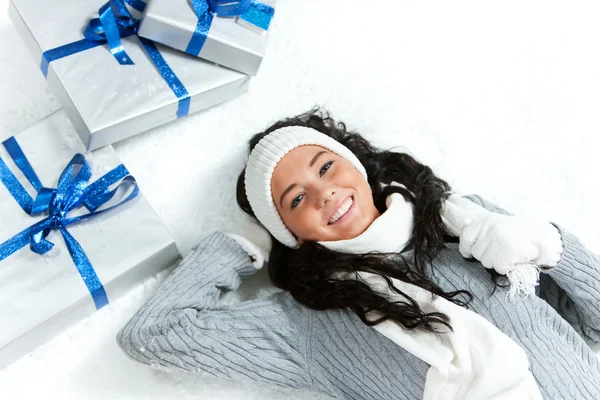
left=51, top=154, right=93, bottom=215
left=30, top=226, right=55, bottom=255
left=83, top=0, right=140, bottom=65
left=31, top=187, right=57, bottom=215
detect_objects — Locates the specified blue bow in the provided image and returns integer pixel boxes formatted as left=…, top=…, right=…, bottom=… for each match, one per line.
left=0, top=136, right=139, bottom=309
left=82, top=0, right=141, bottom=65
left=41, top=0, right=191, bottom=119
left=186, top=0, right=275, bottom=56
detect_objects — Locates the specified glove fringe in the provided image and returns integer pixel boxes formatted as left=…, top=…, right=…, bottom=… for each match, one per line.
left=506, top=263, right=540, bottom=301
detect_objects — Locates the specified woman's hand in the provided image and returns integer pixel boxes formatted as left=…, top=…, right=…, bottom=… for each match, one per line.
left=459, top=213, right=563, bottom=274
left=443, top=196, right=563, bottom=275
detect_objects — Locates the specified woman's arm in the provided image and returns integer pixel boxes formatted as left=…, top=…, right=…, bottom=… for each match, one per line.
left=117, top=232, right=313, bottom=390
left=464, top=194, right=600, bottom=344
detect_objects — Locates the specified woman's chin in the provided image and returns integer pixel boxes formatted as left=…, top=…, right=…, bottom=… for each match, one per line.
left=331, top=223, right=369, bottom=241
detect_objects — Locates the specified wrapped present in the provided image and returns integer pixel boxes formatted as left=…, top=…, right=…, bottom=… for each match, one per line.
left=138, top=0, right=276, bottom=76
left=8, top=0, right=250, bottom=151
left=0, top=110, right=180, bottom=369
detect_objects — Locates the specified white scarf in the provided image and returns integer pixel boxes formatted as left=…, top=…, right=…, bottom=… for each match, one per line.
left=319, top=193, right=543, bottom=400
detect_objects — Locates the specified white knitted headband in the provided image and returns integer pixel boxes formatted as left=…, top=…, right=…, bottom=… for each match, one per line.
left=244, top=126, right=369, bottom=248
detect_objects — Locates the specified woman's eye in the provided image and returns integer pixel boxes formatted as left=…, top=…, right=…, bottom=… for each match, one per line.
left=291, top=194, right=304, bottom=209
left=320, top=161, right=333, bottom=176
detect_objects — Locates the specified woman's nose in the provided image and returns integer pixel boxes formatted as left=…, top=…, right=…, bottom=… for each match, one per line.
left=317, top=186, right=336, bottom=208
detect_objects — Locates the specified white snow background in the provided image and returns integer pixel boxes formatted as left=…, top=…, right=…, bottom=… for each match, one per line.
left=0, top=0, right=599, bottom=399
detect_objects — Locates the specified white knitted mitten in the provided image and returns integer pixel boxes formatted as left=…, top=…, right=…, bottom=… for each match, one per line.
left=458, top=212, right=563, bottom=273
left=442, top=195, right=563, bottom=298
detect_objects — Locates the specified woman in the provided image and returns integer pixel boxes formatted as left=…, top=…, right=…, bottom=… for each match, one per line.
left=118, top=109, right=600, bottom=399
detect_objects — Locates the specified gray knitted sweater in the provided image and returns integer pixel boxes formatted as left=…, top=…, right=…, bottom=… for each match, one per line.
left=117, top=196, right=600, bottom=399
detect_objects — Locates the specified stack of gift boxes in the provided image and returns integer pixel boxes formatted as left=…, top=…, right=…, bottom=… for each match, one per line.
left=0, top=0, right=276, bottom=368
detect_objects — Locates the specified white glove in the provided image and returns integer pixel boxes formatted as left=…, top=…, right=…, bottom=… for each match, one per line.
left=442, top=196, right=563, bottom=274
left=442, top=195, right=491, bottom=237
left=225, top=219, right=272, bottom=270
left=459, top=213, right=563, bottom=274
left=226, top=233, right=267, bottom=269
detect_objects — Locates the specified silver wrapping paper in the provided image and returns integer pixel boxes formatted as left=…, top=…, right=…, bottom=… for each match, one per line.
left=0, top=110, right=180, bottom=369
left=138, top=0, right=276, bottom=76
left=9, top=0, right=250, bottom=151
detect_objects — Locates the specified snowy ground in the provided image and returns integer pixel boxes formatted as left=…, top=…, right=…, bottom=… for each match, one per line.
left=1, top=0, right=599, bottom=399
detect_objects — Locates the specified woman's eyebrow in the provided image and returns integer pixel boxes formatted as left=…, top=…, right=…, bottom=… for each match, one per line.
left=280, top=183, right=297, bottom=208
left=309, top=150, right=328, bottom=167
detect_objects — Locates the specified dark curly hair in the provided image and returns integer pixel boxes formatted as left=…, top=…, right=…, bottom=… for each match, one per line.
left=236, top=108, right=474, bottom=333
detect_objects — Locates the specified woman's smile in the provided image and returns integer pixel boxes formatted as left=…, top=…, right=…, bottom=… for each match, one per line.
left=327, top=195, right=355, bottom=225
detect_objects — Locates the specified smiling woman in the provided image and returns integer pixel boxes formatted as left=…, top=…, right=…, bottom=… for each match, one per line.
left=117, top=108, right=600, bottom=400
left=270, top=144, right=380, bottom=243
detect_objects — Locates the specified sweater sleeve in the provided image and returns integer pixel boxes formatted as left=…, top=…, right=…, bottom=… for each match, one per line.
left=464, top=194, right=600, bottom=344
left=541, top=228, right=600, bottom=344
left=117, top=232, right=313, bottom=390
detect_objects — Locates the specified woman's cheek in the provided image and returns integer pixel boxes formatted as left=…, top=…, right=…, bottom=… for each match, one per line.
left=308, top=209, right=325, bottom=236
left=295, top=209, right=313, bottom=236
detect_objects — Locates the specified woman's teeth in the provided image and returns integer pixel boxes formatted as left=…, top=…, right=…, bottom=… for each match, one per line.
left=329, top=197, right=353, bottom=224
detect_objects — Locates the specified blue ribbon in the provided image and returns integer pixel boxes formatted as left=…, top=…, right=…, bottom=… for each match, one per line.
left=124, top=0, right=147, bottom=12
left=239, top=1, right=275, bottom=31
left=40, top=0, right=190, bottom=119
left=186, top=0, right=274, bottom=56
left=0, top=137, right=139, bottom=310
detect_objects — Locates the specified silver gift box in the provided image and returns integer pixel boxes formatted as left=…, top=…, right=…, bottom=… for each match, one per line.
left=0, top=110, right=180, bottom=369
left=9, top=0, right=250, bottom=151
left=138, top=0, right=276, bottom=76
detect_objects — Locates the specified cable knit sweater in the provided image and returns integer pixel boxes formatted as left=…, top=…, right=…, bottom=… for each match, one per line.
left=117, top=195, right=600, bottom=399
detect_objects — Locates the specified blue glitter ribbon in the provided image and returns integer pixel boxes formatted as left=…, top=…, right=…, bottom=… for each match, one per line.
left=0, top=137, right=139, bottom=310
left=40, top=0, right=190, bottom=119
left=125, top=0, right=147, bottom=12
left=186, top=0, right=274, bottom=56
left=238, top=1, right=274, bottom=31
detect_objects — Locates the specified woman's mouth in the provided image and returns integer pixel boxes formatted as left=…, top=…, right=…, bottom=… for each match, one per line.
left=328, top=196, right=354, bottom=225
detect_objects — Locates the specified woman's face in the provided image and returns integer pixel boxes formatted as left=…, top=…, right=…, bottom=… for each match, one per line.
left=270, top=145, right=380, bottom=243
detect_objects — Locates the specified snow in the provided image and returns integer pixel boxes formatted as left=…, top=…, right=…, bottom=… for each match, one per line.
left=0, top=0, right=599, bottom=398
